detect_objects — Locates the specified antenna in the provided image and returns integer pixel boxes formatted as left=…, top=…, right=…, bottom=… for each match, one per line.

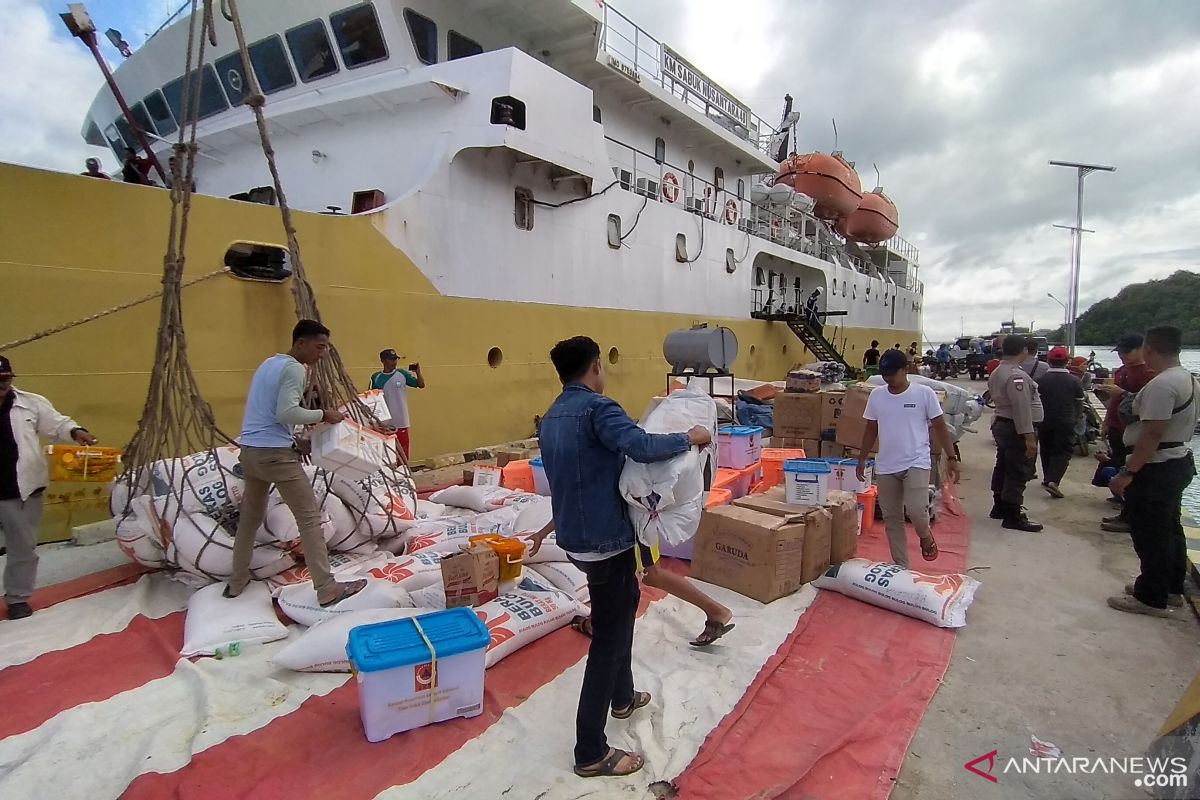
left=873, top=162, right=881, bottom=190
left=831, top=118, right=838, bottom=151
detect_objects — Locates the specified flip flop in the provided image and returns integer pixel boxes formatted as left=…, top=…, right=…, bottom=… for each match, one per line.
left=318, top=579, right=367, bottom=608
left=222, top=584, right=242, bottom=600
left=611, top=690, right=652, bottom=720
left=573, top=748, right=645, bottom=778
left=920, top=537, right=939, bottom=562
left=570, top=616, right=593, bottom=638
left=690, top=619, right=735, bottom=647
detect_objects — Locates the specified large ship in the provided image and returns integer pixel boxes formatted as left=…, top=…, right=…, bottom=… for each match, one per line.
left=2, top=0, right=923, bottom=459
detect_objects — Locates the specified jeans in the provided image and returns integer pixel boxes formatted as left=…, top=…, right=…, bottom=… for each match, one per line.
left=229, top=447, right=332, bottom=594
left=991, top=417, right=1033, bottom=514
left=567, top=547, right=640, bottom=766
left=875, top=468, right=931, bottom=569
left=0, top=492, right=45, bottom=604
left=1127, top=454, right=1197, bottom=608
left=1038, top=420, right=1075, bottom=485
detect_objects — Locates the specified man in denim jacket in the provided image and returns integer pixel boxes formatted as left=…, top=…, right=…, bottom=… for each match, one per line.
left=527, top=336, right=710, bottom=779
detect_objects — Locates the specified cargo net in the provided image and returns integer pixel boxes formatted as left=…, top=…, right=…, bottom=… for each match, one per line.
left=114, top=0, right=415, bottom=586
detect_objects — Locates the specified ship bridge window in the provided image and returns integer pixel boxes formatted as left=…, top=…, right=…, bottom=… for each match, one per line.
left=113, top=117, right=136, bottom=149
left=654, top=137, right=665, bottom=164
left=83, top=121, right=105, bottom=147
left=225, top=243, right=292, bottom=282
left=714, top=167, right=725, bottom=190
left=101, top=124, right=124, bottom=156
left=143, top=90, right=177, bottom=136
left=216, top=35, right=298, bottom=104
left=286, top=20, right=340, bottom=83
left=130, top=102, right=157, bottom=136
left=737, top=178, right=745, bottom=199
left=331, top=4, right=389, bottom=69
left=593, top=105, right=602, bottom=124
left=404, top=8, right=438, bottom=65
left=163, top=64, right=230, bottom=123
left=448, top=30, right=483, bottom=61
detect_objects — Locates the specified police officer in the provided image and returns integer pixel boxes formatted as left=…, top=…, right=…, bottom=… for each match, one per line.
left=987, top=336, right=1043, bottom=531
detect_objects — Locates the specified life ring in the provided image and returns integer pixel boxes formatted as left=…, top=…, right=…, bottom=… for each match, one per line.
left=724, top=199, right=739, bottom=225
left=662, top=172, right=680, bottom=204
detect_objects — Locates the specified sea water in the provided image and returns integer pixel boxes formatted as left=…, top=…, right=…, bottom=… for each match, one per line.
left=1081, top=347, right=1199, bottom=519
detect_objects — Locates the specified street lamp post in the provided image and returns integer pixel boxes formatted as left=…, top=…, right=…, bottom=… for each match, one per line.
left=1046, top=292, right=1068, bottom=334
left=1049, top=160, right=1115, bottom=355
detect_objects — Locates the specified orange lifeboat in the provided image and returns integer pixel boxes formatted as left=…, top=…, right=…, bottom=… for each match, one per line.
left=836, top=188, right=898, bottom=244
left=774, top=151, right=862, bottom=220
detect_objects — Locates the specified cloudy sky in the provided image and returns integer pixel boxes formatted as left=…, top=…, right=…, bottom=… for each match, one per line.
left=5, top=0, right=1198, bottom=342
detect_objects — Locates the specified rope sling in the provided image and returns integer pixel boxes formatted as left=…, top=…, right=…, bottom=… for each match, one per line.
left=94, top=0, right=415, bottom=584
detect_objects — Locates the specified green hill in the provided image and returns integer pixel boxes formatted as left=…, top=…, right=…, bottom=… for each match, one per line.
left=1053, top=270, right=1200, bottom=346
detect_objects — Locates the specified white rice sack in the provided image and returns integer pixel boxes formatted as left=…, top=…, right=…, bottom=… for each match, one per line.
left=259, top=503, right=339, bottom=549
left=277, top=578, right=412, bottom=627
left=813, top=558, right=981, bottom=628
left=358, top=551, right=446, bottom=591
left=152, top=447, right=245, bottom=532
left=620, top=389, right=717, bottom=546
left=156, top=498, right=295, bottom=582
left=474, top=576, right=584, bottom=668
left=266, top=551, right=387, bottom=596
left=272, top=607, right=436, bottom=673
left=404, top=517, right=477, bottom=555
left=428, top=484, right=517, bottom=513
left=329, top=467, right=419, bottom=538
left=511, top=531, right=569, bottom=564
left=512, top=496, right=553, bottom=533
left=471, top=505, right=521, bottom=537
left=181, top=581, right=288, bottom=657
left=528, top=562, right=590, bottom=606
left=115, top=494, right=168, bottom=568
left=409, top=582, right=447, bottom=610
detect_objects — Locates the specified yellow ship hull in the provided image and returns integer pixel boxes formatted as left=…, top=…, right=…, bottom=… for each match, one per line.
left=1, top=164, right=915, bottom=460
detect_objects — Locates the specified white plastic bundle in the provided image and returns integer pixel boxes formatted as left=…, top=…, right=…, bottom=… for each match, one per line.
left=428, top=484, right=519, bottom=513
left=620, top=389, right=717, bottom=547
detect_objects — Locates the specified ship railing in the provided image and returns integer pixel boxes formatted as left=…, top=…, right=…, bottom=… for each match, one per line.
left=599, top=4, right=775, bottom=157
left=606, top=137, right=881, bottom=278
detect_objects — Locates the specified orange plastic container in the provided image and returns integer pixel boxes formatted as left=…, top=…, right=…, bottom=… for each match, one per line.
left=713, top=463, right=761, bottom=500
left=469, top=534, right=525, bottom=581
left=759, top=448, right=807, bottom=490
left=705, top=487, right=733, bottom=508
left=501, top=459, right=536, bottom=493
left=44, top=445, right=122, bottom=483
left=856, top=485, right=878, bottom=535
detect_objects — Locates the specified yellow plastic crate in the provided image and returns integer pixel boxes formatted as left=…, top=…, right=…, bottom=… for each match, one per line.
left=44, top=445, right=122, bottom=483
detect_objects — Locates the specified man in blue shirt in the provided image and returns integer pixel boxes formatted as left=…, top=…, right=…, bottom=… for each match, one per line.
left=526, top=336, right=710, bottom=779
left=226, top=320, right=365, bottom=607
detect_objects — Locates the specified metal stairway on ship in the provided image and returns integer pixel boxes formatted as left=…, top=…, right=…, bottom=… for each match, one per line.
left=750, top=307, right=851, bottom=370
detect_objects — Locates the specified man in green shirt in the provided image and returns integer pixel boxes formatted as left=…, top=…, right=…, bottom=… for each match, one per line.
left=370, top=348, right=425, bottom=461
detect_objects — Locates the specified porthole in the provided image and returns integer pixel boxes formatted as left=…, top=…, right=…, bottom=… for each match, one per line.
left=608, top=347, right=620, bottom=365
left=487, top=347, right=503, bottom=368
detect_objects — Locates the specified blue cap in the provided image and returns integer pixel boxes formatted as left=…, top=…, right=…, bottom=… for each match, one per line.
left=879, top=349, right=908, bottom=375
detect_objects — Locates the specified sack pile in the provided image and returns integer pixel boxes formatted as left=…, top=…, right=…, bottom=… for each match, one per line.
left=124, top=459, right=596, bottom=669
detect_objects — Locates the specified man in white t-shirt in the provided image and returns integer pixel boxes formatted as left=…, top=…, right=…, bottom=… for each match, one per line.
left=1106, top=326, right=1199, bottom=618
left=856, top=350, right=959, bottom=568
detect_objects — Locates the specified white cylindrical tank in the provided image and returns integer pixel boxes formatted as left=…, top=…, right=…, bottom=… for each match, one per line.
left=663, top=327, right=739, bottom=374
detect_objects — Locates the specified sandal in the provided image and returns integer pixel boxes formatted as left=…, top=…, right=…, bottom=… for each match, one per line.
left=690, top=619, right=736, bottom=647
left=571, top=616, right=593, bottom=638
left=318, top=579, right=367, bottom=608
left=222, top=584, right=242, bottom=600
left=611, top=690, right=651, bottom=720
left=920, top=537, right=939, bottom=562
left=573, top=748, right=645, bottom=778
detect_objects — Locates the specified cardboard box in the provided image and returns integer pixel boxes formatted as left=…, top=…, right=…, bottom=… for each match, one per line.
left=819, top=440, right=842, bottom=458
left=692, top=504, right=831, bottom=602
left=834, top=385, right=876, bottom=450
left=721, top=491, right=833, bottom=587
left=773, top=392, right=824, bottom=440
left=440, top=544, right=500, bottom=608
left=819, top=391, right=844, bottom=432
left=824, top=490, right=860, bottom=565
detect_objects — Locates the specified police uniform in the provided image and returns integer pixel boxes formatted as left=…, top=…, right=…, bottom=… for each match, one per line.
left=988, top=360, right=1043, bottom=530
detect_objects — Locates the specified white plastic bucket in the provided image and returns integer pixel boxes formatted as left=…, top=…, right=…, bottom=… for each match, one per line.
left=530, top=457, right=550, bottom=496
left=783, top=459, right=832, bottom=506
